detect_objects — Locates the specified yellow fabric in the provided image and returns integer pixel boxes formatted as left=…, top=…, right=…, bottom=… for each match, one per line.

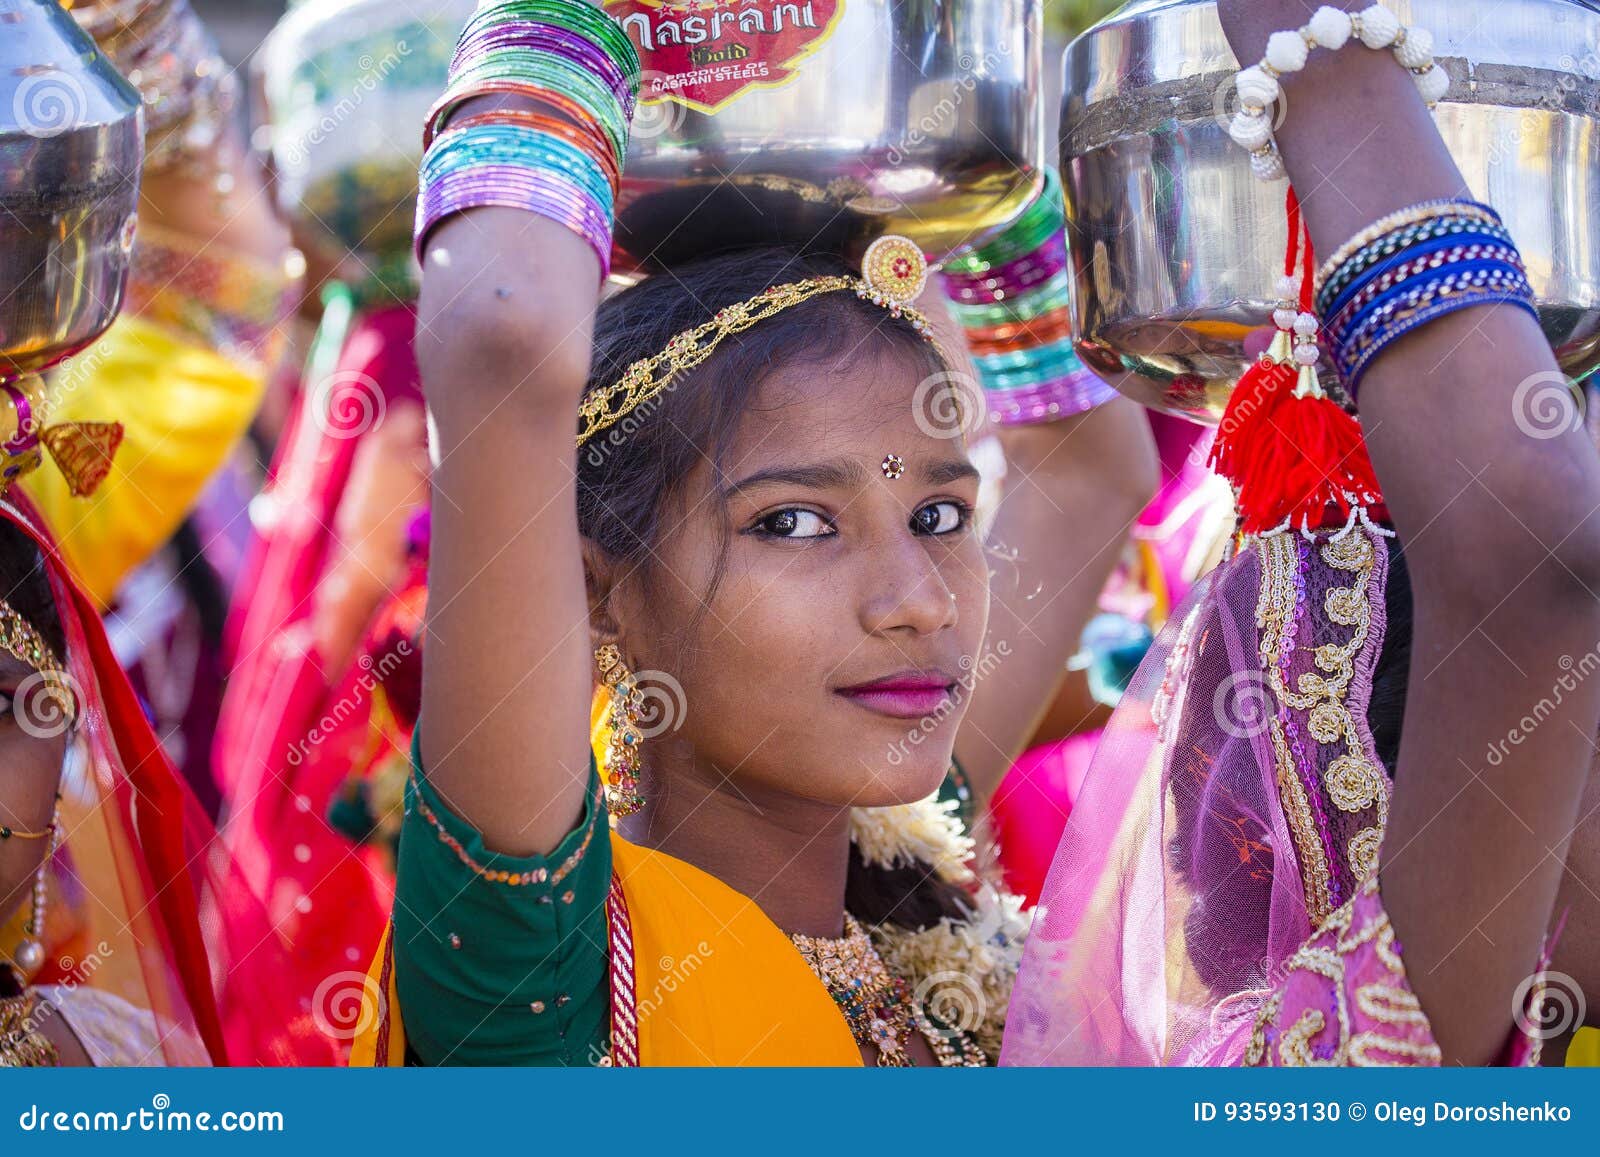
left=1569, top=1027, right=1600, bottom=1067
left=590, top=686, right=610, bottom=780
left=609, top=833, right=859, bottom=1066
left=22, top=314, right=267, bottom=607
left=353, top=830, right=860, bottom=1067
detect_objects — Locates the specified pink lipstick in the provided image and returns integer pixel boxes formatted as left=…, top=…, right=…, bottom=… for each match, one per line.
left=835, top=670, right=958, bottom=720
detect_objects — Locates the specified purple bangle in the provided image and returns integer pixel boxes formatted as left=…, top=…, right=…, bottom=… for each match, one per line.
left=416, top=168, right=613, bottom=279
left=418, top=171, right=611, bottom=245
left=943, top=233, right=1068, bottom=302
left=985, top=369, right=1119, bottom=427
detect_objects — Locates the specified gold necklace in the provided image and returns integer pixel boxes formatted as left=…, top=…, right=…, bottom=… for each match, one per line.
left=0, top=990, right=60, bottom=1068
left=790, top=914, right=986, bottom=1067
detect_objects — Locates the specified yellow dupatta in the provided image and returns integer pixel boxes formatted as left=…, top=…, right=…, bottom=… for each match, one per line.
left=23, top=314, right=268, bottom=607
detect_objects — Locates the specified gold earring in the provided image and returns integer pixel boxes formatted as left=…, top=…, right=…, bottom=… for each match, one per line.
left=595, top=645, right=645, bottom=818
left=5, top=798, right=59, bottom=976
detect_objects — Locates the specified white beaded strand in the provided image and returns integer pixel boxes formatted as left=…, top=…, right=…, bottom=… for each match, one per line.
left=1228, top=3, right=1447, bottom=182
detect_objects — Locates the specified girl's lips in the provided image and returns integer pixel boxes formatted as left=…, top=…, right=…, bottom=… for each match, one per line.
left=835, top=676, right=957, bottom=720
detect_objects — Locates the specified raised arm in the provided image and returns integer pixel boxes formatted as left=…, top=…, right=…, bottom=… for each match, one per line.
left=415, top=141, right=603, bottom=857
left=1219, top=0, right=1600, bottom=1064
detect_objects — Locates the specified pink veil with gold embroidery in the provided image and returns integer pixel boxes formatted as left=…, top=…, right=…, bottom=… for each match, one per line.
left=1001, top=527, right=1393, bottom=1066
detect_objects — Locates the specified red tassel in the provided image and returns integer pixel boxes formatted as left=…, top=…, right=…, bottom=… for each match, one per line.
left=1230, top=390, right=1381, bottom=535
left=1210, top=186, right=1386, bottom=536
left=1207, top=353, right=1294, bottom=483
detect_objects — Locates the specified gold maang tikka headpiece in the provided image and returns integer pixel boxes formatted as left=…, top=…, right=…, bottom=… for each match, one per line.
left=577, top=236, right=943, bottom=448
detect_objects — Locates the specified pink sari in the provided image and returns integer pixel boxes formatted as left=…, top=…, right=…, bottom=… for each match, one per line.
left=1002, top=527, right=1546, bottom=1067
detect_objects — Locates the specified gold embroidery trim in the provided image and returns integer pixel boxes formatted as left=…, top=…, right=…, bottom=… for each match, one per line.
left=1254, top=529, right=1391, bottom=923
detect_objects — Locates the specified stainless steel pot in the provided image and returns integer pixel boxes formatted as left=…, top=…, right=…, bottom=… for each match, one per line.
left=613, top=0, right=1046, bottom=271
left=0, top=0, right=143, bottom=380
left=1061, top=0, right=1600, bottom=424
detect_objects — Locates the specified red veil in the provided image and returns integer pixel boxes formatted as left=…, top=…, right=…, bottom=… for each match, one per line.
left=2, top=494, right=335, bottom=1065
left=212, top=300, right=423, bottom=1059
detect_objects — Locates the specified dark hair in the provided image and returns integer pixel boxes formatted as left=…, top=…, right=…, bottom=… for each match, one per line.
left=1367, top=539, right=1413, bottom=776
left=0, top=520, right=65, bottom=662
left=578, top=245, right=968, bottom=932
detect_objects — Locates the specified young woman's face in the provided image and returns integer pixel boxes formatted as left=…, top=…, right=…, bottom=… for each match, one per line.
left=0, top=651, right=67, bottom=930
left=610, top=343, right=990, bottom=810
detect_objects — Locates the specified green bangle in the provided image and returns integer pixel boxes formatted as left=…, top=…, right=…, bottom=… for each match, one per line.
left=462, top=0, right=640, bottom=75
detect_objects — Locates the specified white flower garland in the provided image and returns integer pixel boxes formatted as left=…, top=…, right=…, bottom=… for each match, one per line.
left=850, top=793, right=1032, bottom=1064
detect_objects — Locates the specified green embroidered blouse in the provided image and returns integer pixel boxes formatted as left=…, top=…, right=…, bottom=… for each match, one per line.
left=391, top=734, right=975, bottom=1066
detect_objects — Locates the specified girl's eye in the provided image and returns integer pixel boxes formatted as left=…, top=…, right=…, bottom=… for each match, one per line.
left=755, top=509, right=836, bottom=539
left=913, top=501, right=971, bottom=536
left=0, top=692, right=13, bottom=720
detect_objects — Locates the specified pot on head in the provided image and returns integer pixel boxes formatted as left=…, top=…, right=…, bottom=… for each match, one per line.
left=1061, top=0, right=1600, bottom=424
left=607, top=0, right=1046, bottom=272
left=0, top=0, right=143, bottom=386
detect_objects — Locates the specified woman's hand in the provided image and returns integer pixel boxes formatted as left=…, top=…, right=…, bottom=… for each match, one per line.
left=1218, top=0, right=1600, bottom=1065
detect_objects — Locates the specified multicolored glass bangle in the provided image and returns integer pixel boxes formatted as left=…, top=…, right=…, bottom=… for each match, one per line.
left=1324, top=240, right=1525, bottom=337
left=946, top=273, right=1073, bottom=328
left=1316, top=213, right=1513, bottom=315
left=943, top=166, right=1114, bottom=426
left=986, top=369, right=1120, bottom=428
left=1314, top=198, right=1503, bottom=297
left=1334, top=265, right=1537, bottom=397
left=415, top=0, right=639, bottom=283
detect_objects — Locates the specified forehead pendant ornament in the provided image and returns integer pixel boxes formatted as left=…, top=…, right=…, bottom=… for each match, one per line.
left=881, top=454, right=905, bottom=479
left=860, top=235, right=931, bottom=324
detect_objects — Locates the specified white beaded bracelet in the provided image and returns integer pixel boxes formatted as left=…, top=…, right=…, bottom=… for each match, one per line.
left=1228, top=3, right=1450, bottom=181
